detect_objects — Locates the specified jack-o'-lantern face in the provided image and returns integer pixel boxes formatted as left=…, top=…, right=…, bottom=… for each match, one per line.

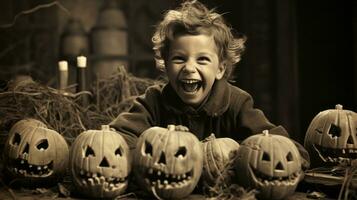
left=235, top=131, right=303, bottom=200
left=134, top=125, right=203, bottom=200
left=304, top=104, right=357, bottom=167
left=70, top=125, right=131, bottom=198
left=3, top=119, right=69, bottom=183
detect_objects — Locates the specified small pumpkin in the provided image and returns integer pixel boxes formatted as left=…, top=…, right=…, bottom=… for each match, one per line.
left=70, top=125, right=131, bottom=198
left=3, top=118, right=69, bottom=185
left=304, top=104, right=357, bottom=167
left=235, top=130, right=303, bottom=200
left=133, top=125, right=203, bottom=199
left=201, top=133, right=239, bottom=186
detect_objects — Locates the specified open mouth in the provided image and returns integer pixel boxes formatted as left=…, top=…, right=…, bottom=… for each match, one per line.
left=180, top=79, right=202, bottom=93
left=249, top=164, right=301, bottom=187
left=313, top=144, right=357, bottom=163
left=9, top=158, right=53, bottom=177
left=77, top=170, right=127, bottom=191
left=145, top=168, right=193, bottom=189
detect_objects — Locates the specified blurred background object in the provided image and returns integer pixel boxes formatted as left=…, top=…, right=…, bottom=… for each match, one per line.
left=90, top=0, right=128, bottom=80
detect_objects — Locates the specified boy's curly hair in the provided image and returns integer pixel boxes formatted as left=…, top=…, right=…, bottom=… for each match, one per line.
left=152, top=0, right=246, bottom=79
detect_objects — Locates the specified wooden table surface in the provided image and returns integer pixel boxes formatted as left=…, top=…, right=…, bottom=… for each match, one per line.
left=0, top=187, right=337, bottom=200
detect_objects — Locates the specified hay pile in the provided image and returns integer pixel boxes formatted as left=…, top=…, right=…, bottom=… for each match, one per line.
left=0, top=66, right=163, bottom=143
left=305, top=162, right=357, bottom=200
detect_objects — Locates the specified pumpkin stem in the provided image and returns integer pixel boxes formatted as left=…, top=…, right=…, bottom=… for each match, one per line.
left=262, top=130, right=269, bottom=136
left=335, top=104, right=343, bottom=110
left=101, top=125, right=110, bottom=131
left=203, top=133, right=216, bottom=142
left=167, top=124, right=175, bottom=131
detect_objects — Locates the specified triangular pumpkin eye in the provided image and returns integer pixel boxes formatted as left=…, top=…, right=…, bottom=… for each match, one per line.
left=36, top=139, right=49, bottom=150
left=286, top=152, right=293, bottom=162
left=144, top=140, right=153, bottom=156
left=115, top=147, right=123, bottom=157
left=347, top=135, right=354, bottom=145
left=85, top=146, right=95, bottom=157
left=12, top=132, right=21, bottom=145
left=158, top=152, right=166, bottom=164
left=328, top=124, right=341, bottom=137
left=175, top=146, right=186, bottom=158
left=262, top=151, right=270, bottom=161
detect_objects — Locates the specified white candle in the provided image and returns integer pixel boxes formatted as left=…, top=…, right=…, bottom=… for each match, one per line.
left=76, top=56, right=88, bottom=106
left=58, top=60, right=68, bottom=71
left=77, top=56, right=87, bottom=68
left=58, top=60, right=68, bottom=91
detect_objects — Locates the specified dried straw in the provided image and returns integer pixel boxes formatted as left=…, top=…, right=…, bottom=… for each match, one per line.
left=306, top=162, right=357, bottom=200
left=0, top=66, right=163, bottom=144
left=91, top=65, right=165, bottom=120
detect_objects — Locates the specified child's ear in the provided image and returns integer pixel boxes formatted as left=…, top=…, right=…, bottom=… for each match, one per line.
left=215, top=63, right=226, bottom=80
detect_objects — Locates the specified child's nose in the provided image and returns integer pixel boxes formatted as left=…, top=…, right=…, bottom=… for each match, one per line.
left=183, top=61, right=196, bottom=73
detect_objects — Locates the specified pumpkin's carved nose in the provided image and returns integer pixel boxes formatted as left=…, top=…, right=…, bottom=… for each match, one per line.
left=275, top=161, right=284, bottom=170
left=22, top=143, right=29, bottom=154
left=347, top=135, right=354, bottom=144
left=99, top=157, right=110, bottom=167
left=158, top=152, right=166, bottom=165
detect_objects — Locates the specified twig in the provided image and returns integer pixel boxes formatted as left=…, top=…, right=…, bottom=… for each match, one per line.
left=0, top=1, right=71, bottom=29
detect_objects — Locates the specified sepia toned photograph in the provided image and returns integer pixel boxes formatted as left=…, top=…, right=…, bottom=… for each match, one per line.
left=0, top=0, right=355, bottom=199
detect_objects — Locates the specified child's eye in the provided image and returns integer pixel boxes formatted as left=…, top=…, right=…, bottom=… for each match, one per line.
left=197, top=56, right=211, bottom=64
left=170, top=56, right=185, bottom=64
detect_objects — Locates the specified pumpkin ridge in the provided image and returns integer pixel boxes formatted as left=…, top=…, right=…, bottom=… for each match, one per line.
left=321, top=114, right=328, bottom=147
left=157, top=130, right=167, bottom=166
left=140, top=129, right=160, bottom=171
left=208, top=139, right=221, bottom=181
left=347, top=112, right=353, bottom=146
left=101, top=128, right=105, bottom=177
left=217, top=139, right=226, bottom=170
left=269, top=136, right=274, bottom=176
left=77, top=135, right=88, bottom=177
left=50, top=130, right=58, bottom=171
left=163, top=127, right=171, bottom=167
left=172, top=130, right=179, bottom=173
left=26, top=125, right=37, bottom=161
left=88, top=132, right=96, bottom=173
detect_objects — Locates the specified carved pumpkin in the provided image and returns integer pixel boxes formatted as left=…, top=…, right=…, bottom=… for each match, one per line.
left=70, top=125, right=131, bottom=198
left=133, top=125, right=203, bottom=199
left=201, top=133, right=239, bottom=186
left=3, top=118, right=69, bottom=185
left=235, top=130, right=303, bottom=200
left=304, top=104, right=357, bottom=167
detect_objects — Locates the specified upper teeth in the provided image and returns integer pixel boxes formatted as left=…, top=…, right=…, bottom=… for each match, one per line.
left=181, top=80, right=199, bottom=84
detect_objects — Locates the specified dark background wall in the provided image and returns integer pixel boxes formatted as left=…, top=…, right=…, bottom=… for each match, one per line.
left=296, top=0, right=355, bottom=143
left=0, top=0, right=355, bottom=143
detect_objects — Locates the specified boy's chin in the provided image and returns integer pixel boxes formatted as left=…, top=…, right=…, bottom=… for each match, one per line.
left=175, top=86, right=209, bottom=107
left=178, top=94, right=205, bottom=108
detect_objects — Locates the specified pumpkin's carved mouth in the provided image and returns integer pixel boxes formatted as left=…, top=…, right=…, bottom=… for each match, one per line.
left=9, top=158, right=53, bottom=177
left=77, top=170, right=127, bottom=191
left=145, top=168, right=193, bottom=189
left=249, top=164, right=301, bottom=186
left=313, top=144, right=357, bottom=163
